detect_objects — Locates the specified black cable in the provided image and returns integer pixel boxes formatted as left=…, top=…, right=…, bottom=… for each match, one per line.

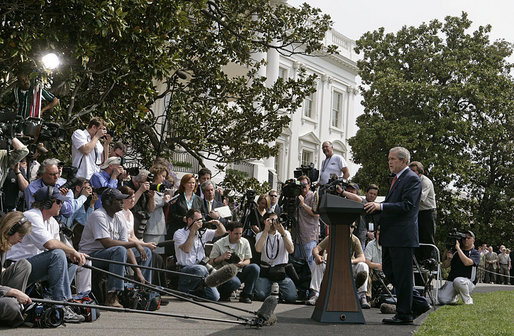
left=31, top=298, right=250, bottom=326
left=82, top=263, right=255, bottom=321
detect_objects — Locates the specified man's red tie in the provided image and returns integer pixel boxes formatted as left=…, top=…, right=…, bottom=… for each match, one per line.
left=389, top=175, right=398, bottom=191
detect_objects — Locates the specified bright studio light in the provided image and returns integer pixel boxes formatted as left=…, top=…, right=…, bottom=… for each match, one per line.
left=41, top=53, right=60, bottom=70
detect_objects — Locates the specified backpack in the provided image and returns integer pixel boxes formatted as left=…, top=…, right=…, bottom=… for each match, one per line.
left=70, top=291, right=101, bottom=322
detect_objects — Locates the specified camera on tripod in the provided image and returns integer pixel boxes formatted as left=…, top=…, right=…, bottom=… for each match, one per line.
left=445, top=228, right=468, bottom=250
left=277, top=179, right=302, bottom=229
left=293, top=163, right=319, bottom=185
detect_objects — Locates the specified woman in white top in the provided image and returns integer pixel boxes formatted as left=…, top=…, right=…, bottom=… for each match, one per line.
left=143, top=165, right=171, bottom=255
left=118, top=186, right=157, bottom=283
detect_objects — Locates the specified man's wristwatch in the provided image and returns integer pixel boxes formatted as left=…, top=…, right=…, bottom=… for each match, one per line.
left=281, top=233, right=287, bottom=238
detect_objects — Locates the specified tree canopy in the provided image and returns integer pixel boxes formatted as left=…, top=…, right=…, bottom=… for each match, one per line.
left=0, top=0, right=335, bottom=166
left=350, top=13, right=513, bottom=248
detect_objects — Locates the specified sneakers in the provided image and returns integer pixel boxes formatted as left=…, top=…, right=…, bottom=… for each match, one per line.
left=239, top=293, right=252, bottom=304
left=105, top=292, right=123, bottom=308
left=462, top=296, right=474, bottom=305
left=306, top=293, right=318, bottom=306
left=355, top=271, right=367, bottom=289
left=359, top=294, right=370, bottom=309
left=380, top=303, right=397, bottom=314
left=63, top=306, right=85, bottom=323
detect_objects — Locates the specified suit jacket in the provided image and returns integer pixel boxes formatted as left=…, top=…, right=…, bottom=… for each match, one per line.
left=201, top=198, right=228, bottom=225
left=195, top=188, right=223, bottom=203
left=167, top=193, right=204, bottom=238
left=378, top=168, right=421, bottom=248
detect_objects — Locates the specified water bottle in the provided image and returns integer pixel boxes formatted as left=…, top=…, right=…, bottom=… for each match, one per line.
left=271, top=282, right=279, bottom=298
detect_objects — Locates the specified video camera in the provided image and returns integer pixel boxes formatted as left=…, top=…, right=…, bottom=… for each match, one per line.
left=321, top=175, right=350, bottom=195
left=277, top=179, right=302, bottom=229
left=445, top=228, right=468, bottom=250
left=293, top=163, right=319, bottom=186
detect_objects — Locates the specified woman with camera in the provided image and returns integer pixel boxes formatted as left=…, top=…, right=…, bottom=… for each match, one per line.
left=143, top=165, right=172, bottom=255
left=0, top=211, right=32, bottom=327
left=167, top=174, right=203, bottom=239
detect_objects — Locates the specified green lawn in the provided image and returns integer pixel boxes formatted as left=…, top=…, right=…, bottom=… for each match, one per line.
left=415, top=290, right=514, bottom=336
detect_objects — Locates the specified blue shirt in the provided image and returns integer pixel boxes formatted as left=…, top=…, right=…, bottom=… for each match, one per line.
left=24, top=178, right=74, bottom=217
left=90, top=170, right=118, bottom=208
left=64, top=195, right=94, bottom=228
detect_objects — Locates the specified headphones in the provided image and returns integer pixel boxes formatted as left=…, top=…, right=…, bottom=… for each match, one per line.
left=8, top=217, right=28, bottom=236
left=42, top=186, right=55, bottom=209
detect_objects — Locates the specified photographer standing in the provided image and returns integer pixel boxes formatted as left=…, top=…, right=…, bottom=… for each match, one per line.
left=173, top=209, right=225, bottom=301
left=292, top=175, right=319, bottom=268
left=71, top=117, right=110, bottom=179
left=0, top=137, right=29, bottom=189
left=439, top=231, right=480, bottom=305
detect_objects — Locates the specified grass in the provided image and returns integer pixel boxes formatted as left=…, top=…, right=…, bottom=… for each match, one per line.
left=415, top=290, right=514, bottom=336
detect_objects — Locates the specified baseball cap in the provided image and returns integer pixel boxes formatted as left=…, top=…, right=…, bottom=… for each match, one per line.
left=465, top=230, right=475, bottom=239
left=102, top=188, right=129, bottom=201
left=33, top=186, right=71, bottom=202
left=348, top=182, right=360, bottom=191
left=100, top=157, right=123, bottom=169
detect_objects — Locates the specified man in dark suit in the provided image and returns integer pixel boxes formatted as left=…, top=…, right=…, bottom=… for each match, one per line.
left=364, top=146, right=422, bottom=324
left=200, top=180, right=228, bottom=226
left=196, top=168, right=222, bottom=202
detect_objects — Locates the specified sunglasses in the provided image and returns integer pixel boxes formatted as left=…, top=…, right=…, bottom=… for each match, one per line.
left=350, top=225, right=356, bottom=229
left=53, top=199, right=63, bottom=205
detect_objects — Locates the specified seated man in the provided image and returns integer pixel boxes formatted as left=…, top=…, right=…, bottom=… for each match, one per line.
left=209, top=222, right=260, bottom=303
left=438, top=230, right=480, bottom=305
left=79, top=188, right=150, bottom=307
left=173, top=209, right=225, bottom=301
left=24, top=159, right=74, bottom=217
left=89, top=156, right=125, bottom=209
left=254, top=212, right=297, bottom=303
left=6, top=186, right=87, bottom=323
left=307, top=223, right=370, bottom=309
left=365, top=225, right=384, bottom=298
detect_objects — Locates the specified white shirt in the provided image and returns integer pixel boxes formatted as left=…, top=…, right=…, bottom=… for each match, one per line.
left=6, top=208, right=60, bottom=261
left=364, top=239, right=382, bottom=264
left=115, top=209, right=134, bottom=236
left=71, top=129, right=104, bottom=179
left=419, top=175, right=436, bottom=210
left=319, top=154, right=347, bottom=185
left=79, top=207, right=128, bottom=254
left=173, top=228, right=215, bottom=266
left=256, top=230, right=292, bottom=266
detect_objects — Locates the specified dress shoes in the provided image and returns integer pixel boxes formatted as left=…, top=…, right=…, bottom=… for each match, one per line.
left=382, top=316, right=413, bottom=325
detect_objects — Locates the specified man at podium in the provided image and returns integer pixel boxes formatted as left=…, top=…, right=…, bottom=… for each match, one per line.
left=364, top=147, right=421, bottom=325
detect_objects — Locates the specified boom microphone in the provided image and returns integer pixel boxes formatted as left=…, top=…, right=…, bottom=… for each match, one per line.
left=156, top=240, right=175, bottom=248
left=255, top=296, right=278, bottom=326
left=204, top=264, right=238, bottom=288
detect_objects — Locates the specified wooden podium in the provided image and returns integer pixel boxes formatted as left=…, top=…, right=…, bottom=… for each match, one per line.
left=311, top=193, right=366, bottom=324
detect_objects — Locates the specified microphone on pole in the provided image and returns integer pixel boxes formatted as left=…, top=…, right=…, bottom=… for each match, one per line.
left=204, top=264, right=238, bottom=288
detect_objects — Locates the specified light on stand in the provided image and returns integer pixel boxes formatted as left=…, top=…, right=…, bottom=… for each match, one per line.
left=41, top=53, right=60, bottom=70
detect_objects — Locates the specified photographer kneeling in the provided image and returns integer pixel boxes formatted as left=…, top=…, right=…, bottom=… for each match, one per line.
left=173, top=209, right=225, bottom=301
left=438, top=230, right=480, bottom=305
left=254, top=212, right=297, bottom=303
left=209, top=222, right=259, bottom=303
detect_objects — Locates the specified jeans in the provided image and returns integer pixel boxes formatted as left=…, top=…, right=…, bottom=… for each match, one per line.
left=178, top=264, right=220, bottom=301
left=89, top=246, right=127, bottom=292
left=254, top=276, right=297, bottom=303
left=27, top=249, right=76, bottom=301
left=131, top=247, right=153, bottom=283
left=218, top=264, right=260, bottom=298
left=294, top=241, right=317, bottom=268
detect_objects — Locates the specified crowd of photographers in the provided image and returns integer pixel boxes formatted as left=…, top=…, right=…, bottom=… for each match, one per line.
left=0, top=116, right=512, bottom=328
